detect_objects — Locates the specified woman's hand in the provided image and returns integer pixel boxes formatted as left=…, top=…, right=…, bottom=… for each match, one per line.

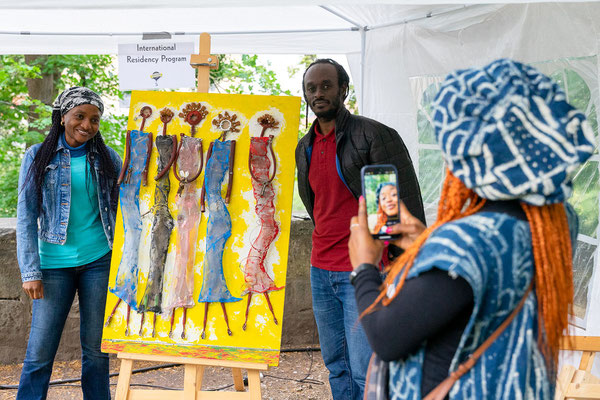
left=349, top=197, right=385, bottom=269
left=386, top=201, right=427, bottom=250
left=23, top=280, right=43, bottom=299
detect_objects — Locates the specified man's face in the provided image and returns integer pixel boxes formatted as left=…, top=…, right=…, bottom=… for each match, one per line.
left=304, top=63, right=346, bottom=121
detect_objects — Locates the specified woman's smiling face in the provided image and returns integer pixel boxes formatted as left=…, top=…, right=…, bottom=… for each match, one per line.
left=61, top=104, right=101, bottom=147
left=379, top=184, right=398, bottom=216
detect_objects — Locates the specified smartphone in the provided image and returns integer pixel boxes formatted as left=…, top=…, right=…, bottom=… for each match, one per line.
left=360, top=164, right=400, bottom=239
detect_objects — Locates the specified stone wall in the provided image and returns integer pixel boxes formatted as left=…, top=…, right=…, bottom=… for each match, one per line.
left=0, top=217, right=317, bottom=364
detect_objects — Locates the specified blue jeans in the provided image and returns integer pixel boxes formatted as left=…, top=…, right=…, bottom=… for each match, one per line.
left=17, top=252, right=111, bottom=400
left=311, top=266, right=372, bottom=400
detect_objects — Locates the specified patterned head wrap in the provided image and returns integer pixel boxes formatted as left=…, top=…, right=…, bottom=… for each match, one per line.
left=432, top=58, right=596, bottom=206
left=52, top=86, right=104, bottom=116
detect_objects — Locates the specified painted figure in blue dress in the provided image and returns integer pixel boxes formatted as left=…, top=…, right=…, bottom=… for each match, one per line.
left=348, top=59, right=596, bottom=399
left=105, top=106, right=153, bottom=334
left=198, top=111, right=242, bottom=339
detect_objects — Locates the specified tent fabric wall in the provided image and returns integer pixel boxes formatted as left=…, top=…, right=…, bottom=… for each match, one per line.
left=353, top=2, right=600, bottom=376
left=360, top=3, right=600, bottom=158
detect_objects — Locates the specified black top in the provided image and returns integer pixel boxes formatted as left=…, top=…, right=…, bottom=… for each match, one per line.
left=354, top=267, right=472, bottom=397
left=353, top=200, right=527, bottom=397
left=295, top=106, right=426, bottom=225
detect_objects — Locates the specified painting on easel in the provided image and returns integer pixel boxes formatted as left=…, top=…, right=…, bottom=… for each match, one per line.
left=101, top=90, right=301, bottom=366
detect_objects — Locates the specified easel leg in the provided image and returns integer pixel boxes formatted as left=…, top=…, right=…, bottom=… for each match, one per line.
left=579, top=350, right=596, bottom=372
left=247, top=369, right=262, bottom=400
left=196, top=365, right=205, bottom=389
left=115, top=358, right=133, bottom=400
left=555, top=365, right=576, bottom=400
left=232, top=367, right=244, bottom=391
left=184, top=364, right=200, bottom=400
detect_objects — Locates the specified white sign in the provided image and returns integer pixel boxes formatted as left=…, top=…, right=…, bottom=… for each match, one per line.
left=118, top=42, right=196, bottom=91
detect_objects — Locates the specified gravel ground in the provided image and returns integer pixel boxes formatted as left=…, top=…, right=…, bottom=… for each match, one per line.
left=0, top=351, right=332, bottom=400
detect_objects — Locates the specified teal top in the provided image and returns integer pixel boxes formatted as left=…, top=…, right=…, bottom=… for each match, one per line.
left=39, top=135, right=110, bottom=268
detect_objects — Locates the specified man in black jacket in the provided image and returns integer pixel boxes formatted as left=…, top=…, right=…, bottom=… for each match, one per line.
left=295, top=58, right=425, bottom=400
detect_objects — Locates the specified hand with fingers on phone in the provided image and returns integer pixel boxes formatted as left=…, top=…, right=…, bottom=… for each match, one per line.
left=349, top=196, right=385, bottom=269
left=386, top=201, right=427, bottom=250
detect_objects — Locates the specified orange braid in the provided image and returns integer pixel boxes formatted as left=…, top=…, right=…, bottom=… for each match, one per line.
left=360, top=169, right=486, bottom=317
left=521, top=203, right=573, bottom=363
left=372, top=205, right=388, bottom=234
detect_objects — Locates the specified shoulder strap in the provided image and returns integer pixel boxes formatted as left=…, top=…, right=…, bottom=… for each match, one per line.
left=423, top=282, right=534, bottom=400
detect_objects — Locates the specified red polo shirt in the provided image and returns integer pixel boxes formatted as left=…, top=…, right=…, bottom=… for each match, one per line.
left=308, top=123, right=357, bottom=271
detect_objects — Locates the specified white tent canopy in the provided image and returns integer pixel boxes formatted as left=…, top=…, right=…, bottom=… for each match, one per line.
left=2, top=0, right=600, bottom=361
left=1, top=2, right=598, bottom=113
left=2, top=2, right=596, bottom=55
left=3, top=2, right=597, bottom=139
left=0, top=2, right=516, bottom=56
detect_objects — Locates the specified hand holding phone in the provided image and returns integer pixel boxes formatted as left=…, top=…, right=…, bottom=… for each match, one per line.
left=360, top=164, right=400, bottom=240
left=383, top=200, right=427, bottom=250
left=348, top=196, right=385, bottom=268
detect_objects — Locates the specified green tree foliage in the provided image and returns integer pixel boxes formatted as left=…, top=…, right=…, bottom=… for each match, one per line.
left=0, top=54, right=126, bottom=217
left=210, top=54, right=292, bottom=96
left=0, top=53, right=306, bottom=217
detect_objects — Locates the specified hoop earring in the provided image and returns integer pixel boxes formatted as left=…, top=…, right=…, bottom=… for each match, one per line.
left=61, top=121, right=65, bottom=126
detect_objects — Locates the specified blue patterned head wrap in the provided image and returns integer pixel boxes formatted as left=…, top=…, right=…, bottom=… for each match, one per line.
left=432, top=58, right=596, bottom=205
left=53, top=86, right=104, bottom=116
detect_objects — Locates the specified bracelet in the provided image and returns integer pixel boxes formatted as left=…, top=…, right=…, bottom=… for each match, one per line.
left=349, top=263, right=377, bottom=286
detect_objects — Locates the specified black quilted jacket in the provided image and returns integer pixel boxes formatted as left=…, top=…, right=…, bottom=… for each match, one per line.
left=295, top=107, right=426, bottom=224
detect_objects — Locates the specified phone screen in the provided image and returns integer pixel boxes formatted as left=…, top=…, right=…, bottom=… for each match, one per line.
left=361, top=165, right=400, bottom=238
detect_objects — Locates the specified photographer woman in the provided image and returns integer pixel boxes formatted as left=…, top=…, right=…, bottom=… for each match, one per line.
left=348, top=59, right=594, bottom=399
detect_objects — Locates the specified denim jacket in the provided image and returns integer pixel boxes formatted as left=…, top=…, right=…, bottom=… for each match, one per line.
left=16, top=138, right=122, bottom=282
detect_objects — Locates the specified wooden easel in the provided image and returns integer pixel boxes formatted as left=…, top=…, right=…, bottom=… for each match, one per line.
left=115, top=352, right=267, bottom=400
left=191, top=32, right=219, bottom=93
left=555, top=336, right=600, bottom=399
left=114, top=33, right=269, bottom=400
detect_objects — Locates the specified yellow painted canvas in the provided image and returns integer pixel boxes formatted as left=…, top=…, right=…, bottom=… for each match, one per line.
left=101, top=91, right=301, bottom=366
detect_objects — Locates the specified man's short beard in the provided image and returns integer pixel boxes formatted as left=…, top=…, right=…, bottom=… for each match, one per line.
left=311, top=93, right=343, bottom=121
left=314, top=107, right=338, bottom=121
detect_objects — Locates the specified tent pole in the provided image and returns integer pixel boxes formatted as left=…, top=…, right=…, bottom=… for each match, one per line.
left=319, top=5, right=367, bottom=114
left=360, top=27, right=366, bottom=115
left=367, top=4, right=486, bottom=31
left=319, top=5, right=362, bottom=29
left=0, top=27, right=357, bottom=37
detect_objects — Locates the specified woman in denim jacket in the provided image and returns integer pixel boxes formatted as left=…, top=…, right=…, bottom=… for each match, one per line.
left=16, top=87, right=122, bottom=400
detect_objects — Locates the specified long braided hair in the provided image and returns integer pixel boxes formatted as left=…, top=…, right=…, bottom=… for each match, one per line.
left=362, top=169, right=573, bottom=365
left=371, top=204, right=388, bottom=234
left=24, top=108, right=119, bottom=213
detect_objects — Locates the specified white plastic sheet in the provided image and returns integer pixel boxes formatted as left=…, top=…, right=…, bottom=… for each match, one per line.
left=355, top=3, right=599, bottom=376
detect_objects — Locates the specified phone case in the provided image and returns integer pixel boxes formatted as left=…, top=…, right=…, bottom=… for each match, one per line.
left=360, top=164, right=401, bottom=240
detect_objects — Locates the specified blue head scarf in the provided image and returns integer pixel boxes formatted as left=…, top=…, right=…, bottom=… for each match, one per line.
left=432, top=58, right=596, bottom=206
